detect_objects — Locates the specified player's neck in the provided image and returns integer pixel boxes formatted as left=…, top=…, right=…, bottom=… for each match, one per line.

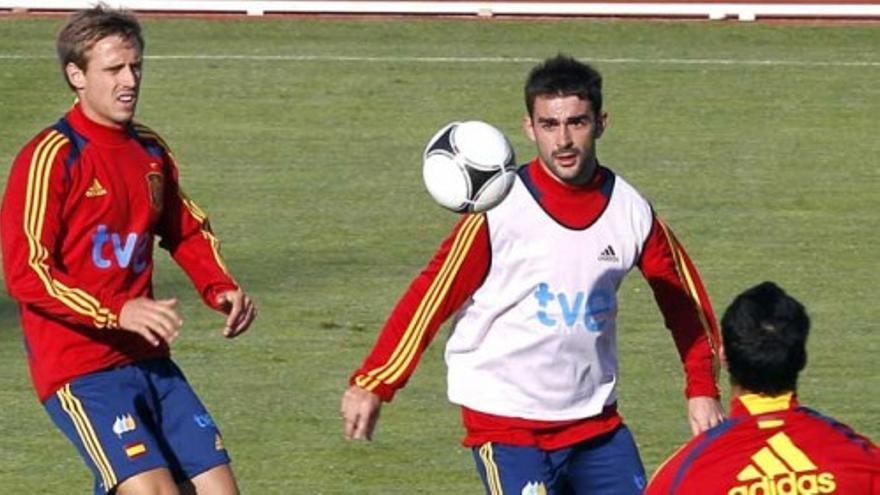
left=69, top=103, right=132, bottom=145
left=731, top=384, right=797, bottom=399
left=532, top=158, right=604, bottom=193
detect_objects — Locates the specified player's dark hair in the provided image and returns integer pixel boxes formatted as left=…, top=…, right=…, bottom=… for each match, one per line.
left=525, top=54, right=603, bottom=117
left=57, top=4, right=143, bottom=90
left=721, top=282, right=810, bottom=395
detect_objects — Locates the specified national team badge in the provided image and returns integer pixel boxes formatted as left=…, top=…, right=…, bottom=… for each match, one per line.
left=521, top=481, right=547, bottom=495
left=145, top=169, right=163, bottom=212
left=112, top=414, right=137, bottom=438
left=124, top=442, right=147, bottom=459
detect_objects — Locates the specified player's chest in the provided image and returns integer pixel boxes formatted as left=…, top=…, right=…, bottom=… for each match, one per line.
left=72, top=144, right=166, bottom=225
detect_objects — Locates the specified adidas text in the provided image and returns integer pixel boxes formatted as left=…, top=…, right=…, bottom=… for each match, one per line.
left=728, top=472, right=836, bottom=495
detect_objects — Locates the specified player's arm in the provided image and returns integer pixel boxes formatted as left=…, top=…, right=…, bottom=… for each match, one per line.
left=1, top=133, right=182, bottom=345
left=1, top=133, right=125, bottom=329
left=639, top=215, right=723, bottom=435
left=342, top=213, right=490, bottom=440
left=147, top=130, right=255, bottom=337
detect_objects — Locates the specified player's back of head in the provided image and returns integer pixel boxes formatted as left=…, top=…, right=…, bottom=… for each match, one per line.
left=721, top=281, right=810, bottom=395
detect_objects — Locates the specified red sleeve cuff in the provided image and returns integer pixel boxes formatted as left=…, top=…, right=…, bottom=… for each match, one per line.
left=682, top=344, right=721, bottom=399
left=349, top=373, right=396, bottom=402
left=684, top=377, right=720, bottom=399
left=202, top=282, right=240, bottom=312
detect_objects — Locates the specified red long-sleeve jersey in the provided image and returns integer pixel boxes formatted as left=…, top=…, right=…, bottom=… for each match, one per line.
left=351, top=159, right=720, bottom=448
left=646, top=393, right=880, bottom=494
left=1, top=104, right=237, bottom=401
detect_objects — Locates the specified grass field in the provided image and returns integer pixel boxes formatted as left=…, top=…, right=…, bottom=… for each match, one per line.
left=0, top=13, right=878, bottom=493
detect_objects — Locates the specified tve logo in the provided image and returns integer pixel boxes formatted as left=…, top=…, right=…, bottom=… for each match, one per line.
left=193, top=413, right=216, bottom=429
left=534, top=283, right=613, bottom=332
left=91, top=225, right=150, bottom=273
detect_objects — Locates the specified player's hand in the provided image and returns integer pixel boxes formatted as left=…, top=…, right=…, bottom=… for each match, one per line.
left=215, top=289, right=256, bottom=338
left=119, top=297, right=183, bottom=347
left=687, top=396, right=725, bottom=436
left=341, top=385, right=382, bottom=441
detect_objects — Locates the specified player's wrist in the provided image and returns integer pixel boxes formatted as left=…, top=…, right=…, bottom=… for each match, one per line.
left=349, top=375, right=394, bottom=402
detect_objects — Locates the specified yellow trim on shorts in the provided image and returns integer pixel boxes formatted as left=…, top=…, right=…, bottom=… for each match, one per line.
left=479, top=442, right=504, bottom=495
left=56, top=384, right=118, bottom=489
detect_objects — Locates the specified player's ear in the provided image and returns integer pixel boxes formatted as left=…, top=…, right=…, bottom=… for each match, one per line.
left=65, top=62, right=86, bottom=90
left=522, top=113, right=536, bottom=142
left=595, top=112, right=608, bottom=138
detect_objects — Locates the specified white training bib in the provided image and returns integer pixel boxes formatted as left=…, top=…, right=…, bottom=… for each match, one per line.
left=445, top=171, right=654, bottom=420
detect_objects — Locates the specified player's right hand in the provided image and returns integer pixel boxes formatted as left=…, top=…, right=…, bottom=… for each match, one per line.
left=119, top=297, right=183, bottom=347
left=340, top=385, right=382, bottom=441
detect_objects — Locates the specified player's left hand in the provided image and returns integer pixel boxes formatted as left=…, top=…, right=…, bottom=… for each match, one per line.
left=340, top=385, right=382, bottom=441
left=215, top=289, right=256, bottom=338
left=687, top=396, right=725, bottom=436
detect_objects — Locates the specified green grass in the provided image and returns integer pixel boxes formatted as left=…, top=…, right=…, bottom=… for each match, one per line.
left=0, top=15, right=878, bottom=493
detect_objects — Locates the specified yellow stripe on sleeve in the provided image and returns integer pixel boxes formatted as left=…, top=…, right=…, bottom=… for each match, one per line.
left=656, top=218, right=719, bottom=355
left=358, top=214, right=485, bottom=390
left=22, top=132, right=117, bottom=328
left=135, top=124, right=232, bottom=277
left=181, top=191, right=230, bottom=275
left=358, top=215, right=481, bottom=389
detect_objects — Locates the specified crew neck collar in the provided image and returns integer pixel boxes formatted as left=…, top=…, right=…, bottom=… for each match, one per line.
left=528, top=157, right=607, bottom=196
left=67, top=103, right=134, bottom=146
left=731, top=392, right=799, bottom=417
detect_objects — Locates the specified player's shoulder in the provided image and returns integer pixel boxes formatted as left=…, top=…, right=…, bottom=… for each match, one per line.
left=602, top=166, right=655, bottom=236
left=451, top=212, right=488, bottom=238
left=793, top=406, right=879, bottom=455
left=647, top=418, right=751, bottom=494
left=603, top=166, right=651, bottom=205
left=14, top=119, right=81, bottom=169
left=130, top=120, right=172, bottom=157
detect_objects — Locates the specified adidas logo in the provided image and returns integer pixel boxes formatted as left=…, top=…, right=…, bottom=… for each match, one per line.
left=85, top=178, right=107, bottom=198
left=728, top=432, right=836, bottom=495
left=598, top=245, right=619, bottom=262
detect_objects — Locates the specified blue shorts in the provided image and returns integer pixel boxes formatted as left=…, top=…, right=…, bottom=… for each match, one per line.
left=43, top=358, right=230, bottom=494
left=472, top=424, right=647, bottom=495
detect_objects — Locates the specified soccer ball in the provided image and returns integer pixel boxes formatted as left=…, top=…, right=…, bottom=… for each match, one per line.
left=422, top=121, right=517, bottom=213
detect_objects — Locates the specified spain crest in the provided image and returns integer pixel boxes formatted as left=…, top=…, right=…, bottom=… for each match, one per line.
left=145, top=170, right=164, bottom=212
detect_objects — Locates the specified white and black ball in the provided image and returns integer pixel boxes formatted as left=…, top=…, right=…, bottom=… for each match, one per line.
left=422, top=121, right=517, bottom=213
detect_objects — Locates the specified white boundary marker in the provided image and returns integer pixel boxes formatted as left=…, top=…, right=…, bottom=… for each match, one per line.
left=1, top=53, right=878, bottom=67
left=2, top=0, right=880, bottom=21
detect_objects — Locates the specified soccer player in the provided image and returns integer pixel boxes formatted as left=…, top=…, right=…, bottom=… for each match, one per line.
left=646, top=282, right=880, bottom=494
left=341, top=55, right=724, bottom=494
left=1, top=6, right=255, bottom=494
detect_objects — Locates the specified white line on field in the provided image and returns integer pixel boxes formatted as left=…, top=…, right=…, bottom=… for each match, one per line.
left=0, top=53, right=878, bottom=67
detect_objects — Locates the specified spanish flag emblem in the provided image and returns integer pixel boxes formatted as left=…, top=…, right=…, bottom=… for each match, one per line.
left=124, top=442, right=147, bottom=459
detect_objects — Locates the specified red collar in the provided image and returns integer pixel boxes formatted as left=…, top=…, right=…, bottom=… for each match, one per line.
left=527, top=157, right=607, bottom=196
left=730, top=393, right=799, bottom=418
left=67, top=103, right=133, bottom=146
